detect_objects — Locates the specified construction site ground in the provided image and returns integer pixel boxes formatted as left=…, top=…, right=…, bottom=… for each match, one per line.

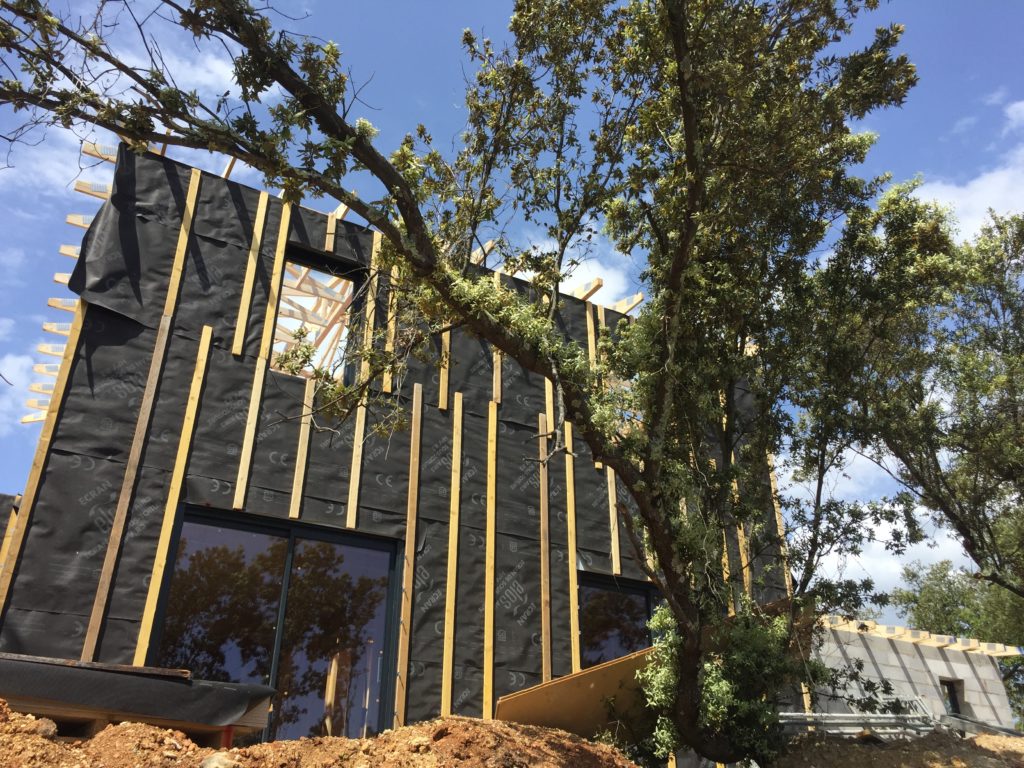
left=1, top=698, right=1022, bottom=767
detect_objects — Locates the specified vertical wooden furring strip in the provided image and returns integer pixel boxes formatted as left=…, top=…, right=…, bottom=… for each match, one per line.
left=606, top=467, right=621, bottom=576
left=133, top=325, right=213, bottom=666
left=81, top=316, right=173, bottom=660
left=440, top=392, right=463, bottom=716
left=162, top=169, right=203, bottom=317
left=492, top=272, right=502, bottom=403
left=344, top=232, right=382, bottom=530
left=231, top=191, right=269, bottom=356
left=438, top=330, right=451, bottom=410
left=394, top=383, right=423, bottom=726
left=382, top=266, right=399, bottom=393
left=258, top=203, right=294, bottom=361
left=538, top=413, right=552, bottom=682
left=722, top=529, right=735, bottom=617
left=324, top=211, right=337, bottom=254
left=482, top=399, right=498, bottom=718
left=585, top=302, right=601, bottom=470
left=564, top=420, right=581, bottom=674
left=84, top=167, right=203, bottom=658
left=232, top=364, right=266, bottom=510
left=0, top=302, right=85, bottom=615
left=0, top=506, right=16, bottom=579
left=288, top=376, right=316, bottom=519
left=545, top=378, right=555, bottom=433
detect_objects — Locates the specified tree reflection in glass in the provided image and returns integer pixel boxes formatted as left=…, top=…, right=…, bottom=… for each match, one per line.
left=155, top=521, right=389, bottom=741
left=579, top=583, right=651, bottom=668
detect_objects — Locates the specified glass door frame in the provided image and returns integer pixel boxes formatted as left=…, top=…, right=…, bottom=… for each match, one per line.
left=148, top=504, right=402, bottom=740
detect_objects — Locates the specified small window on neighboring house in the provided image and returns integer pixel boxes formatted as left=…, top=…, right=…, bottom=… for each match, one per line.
left=272, top=261, right=359, bottom=377
left=578, top=576, right=657, bottom=668
left=941, top=679, right=963, bottom=716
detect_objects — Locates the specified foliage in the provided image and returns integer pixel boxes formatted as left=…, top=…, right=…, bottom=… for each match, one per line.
left=0, top=0, right=967, bottom=762
left=892, top=560, right=1024, bottom=727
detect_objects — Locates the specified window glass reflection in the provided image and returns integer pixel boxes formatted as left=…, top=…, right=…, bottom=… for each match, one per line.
left=156, top=522, right=286, bottom=686
left=579, top=581, right=652, bottom=668
left=272, top=539, right=390, bottom=740
left=156, top=518, right=392, bottom=742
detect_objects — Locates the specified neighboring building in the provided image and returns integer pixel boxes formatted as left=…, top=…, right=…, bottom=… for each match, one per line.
left=0, top=146, right=789, bottom=743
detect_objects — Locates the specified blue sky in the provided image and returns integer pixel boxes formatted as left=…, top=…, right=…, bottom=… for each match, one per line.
left=0, top=1, right=1022, bottom=606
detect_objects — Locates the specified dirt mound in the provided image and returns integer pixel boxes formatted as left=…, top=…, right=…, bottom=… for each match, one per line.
left=776, top=729, right=1024, bottom=768
left=0, top=698, right=638, bottom=768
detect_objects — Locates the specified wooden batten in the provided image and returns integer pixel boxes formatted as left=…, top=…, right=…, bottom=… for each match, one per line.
left=564, top=421, right=581, bottom=673
left=358, top=232, right=383, bottom=386
left=492, top=273, right=502, bottom=403
left=0, top=302, right=84, bottom=616
left=231, top=191, right=270, bottom=356
left=440, top=392, right=464, bottom=716
left=80, top=315, right=174, bottom=661
left=538, top=414, right=552, bottom=682
left=133, top=325, right=213, bottom=666
left=439, top=330, right=451, bottom=410
left=345, top=400, right=367, bottom=530
left=232, top=363, right=267, bottom=510
left=606, top=467, right=621, bottom=576
left=0, top=507, right=17, bottom=585
left=257, top=203, right=293, bottom=360
left=221, top=156, right=237, bottom=179
left=163, top=169, right=203, bottom=317
left=382, top=266, right=399, bottom=393
left=545, top=379, right=555, bottom=434
left=482, top=399, right=498, bottom=718
left=394, top=383, right=424, bottom=726
left=288, top=377, right=316, bottom=520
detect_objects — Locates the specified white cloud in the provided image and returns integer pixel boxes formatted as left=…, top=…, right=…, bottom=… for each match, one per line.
left=0, top=248, right=25, bottom=271
left=916, top=143, right=1024, bottom=239
left=0, top=319, right=14, bottom=342
left=0, top=125, right=111, bottom=195
left=0, top=354, right=34, bottom=438
left=983, top=86, right=1009, bottom=106
left=1003, top=100, right=1024, bottom=135
left=950, top=115, right=977, bottom=135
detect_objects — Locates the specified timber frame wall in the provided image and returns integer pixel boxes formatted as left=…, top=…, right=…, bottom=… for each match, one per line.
left=0, top=147, right=787, bottom=725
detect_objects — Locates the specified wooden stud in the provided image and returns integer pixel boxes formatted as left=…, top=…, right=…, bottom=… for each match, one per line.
left=538, top=413, right=552, bottom=683
left=324, top=212, right=338, bottom=254
left=80, top=315, right=173, bottom=661
left=133, top=325, right=213, bottom=666
left=288, top=377, right=316, bottom=520
left=570, top=277, right=603, bottom=301
left=606, top=467, right=621, bottom=576
left=258, top=203, right=293, bottom=360
left=440, top=392, right=464, bottom=716
left=394, top=383, right=424, bottom=726
left=438, top=330, right=451, bottom=410
left=163, top=169, right=203, bottom=317
left=492, top=272, right=502, bottom=404
left=232, top=363, right=266, bottom=510
left=564, top=421, right=581, bottom=673
left=231, top=191, right=270, bottom=357
left=585, top=301, right=598, bottom=368
left=382, top=266, right=399, bottom=393
left=345, top=401, right=367, bottom=529
left=483, top=399, right=498, bottom=718
left=0, top=302, right=84, bottom=615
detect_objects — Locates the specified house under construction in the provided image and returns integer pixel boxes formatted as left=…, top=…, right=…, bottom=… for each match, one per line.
left=0, top=145, right=1016, bottom=746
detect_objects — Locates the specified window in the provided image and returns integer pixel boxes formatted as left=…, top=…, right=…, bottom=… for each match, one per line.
left=578, top=576, right=657, bottom=668
left=272, top=260, right=360, bottom=376
left=154, top=513, right=394, bottom=741
left=941, top=679, right=963, bottom=716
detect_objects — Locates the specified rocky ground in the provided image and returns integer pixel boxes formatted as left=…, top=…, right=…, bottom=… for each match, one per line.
left=2, top=698, right=1022, bottom=767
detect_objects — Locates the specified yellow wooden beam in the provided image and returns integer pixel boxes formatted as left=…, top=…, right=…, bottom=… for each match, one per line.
left=133, top=325, right=213, bottom=666
left=48, top=298, right=78, bottom=313
left=606, top=467, right=621, bottom=576
left=483, top=399, right=498, bottom=718
left=610, top=292, right=644, bottom=314
left=565, top=421, right=581, bottom=673
left=230, top=191, right=269, bottom=357
left=439, top=330, right=451, bottom=410
left=73, top=180, right=111, bottom=201
left=288, top=376, right=316, bottom=519
left=58, top=244, right=80, bottom=259
left=232, top=363, right=266, bottom=510
left=440, top=391, right=464, bottom=716
left=538, top=413, right=552, bottom=683
left=163, top=169, right=203, bottom=317
left=570, top=277, right=603, bottom=301
left=82, top=142, right=117, bottom=163
left=65, top=214, right=93, bottom=229
left=394, top=383, right=424, bottom=726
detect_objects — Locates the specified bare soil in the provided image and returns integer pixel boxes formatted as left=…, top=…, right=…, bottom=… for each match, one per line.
left=3, top=698, right=1023, bottom=768
left=0, top=698, right=639, bottom=768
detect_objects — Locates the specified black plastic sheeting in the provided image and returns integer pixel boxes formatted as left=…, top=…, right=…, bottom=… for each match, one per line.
left=0, top=145, right=788, bottom=728
left=0, top=653, right=273, bottom=728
